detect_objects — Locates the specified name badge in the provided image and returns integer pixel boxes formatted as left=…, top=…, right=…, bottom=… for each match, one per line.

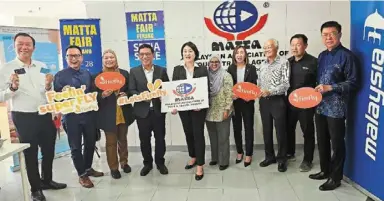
left=40, top=68, right=51, bottom=74
left=14, top=68, right=26, bottom=74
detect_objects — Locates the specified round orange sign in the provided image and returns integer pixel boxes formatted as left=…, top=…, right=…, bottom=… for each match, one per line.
left=232, top=82, right=261, bottom=101
left=95, top=72, right=125, bottom=91
left=288, top=87, right=322, bottom=109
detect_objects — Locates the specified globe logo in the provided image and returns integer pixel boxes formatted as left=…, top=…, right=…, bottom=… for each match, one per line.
left=175, top=83, right=193, bottom=95
left=204, top=1, right=269, bottom=41
left=213, top=1, right=258, bottom=33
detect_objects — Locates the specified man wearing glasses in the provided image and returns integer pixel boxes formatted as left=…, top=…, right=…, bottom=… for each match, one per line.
left=129, top=44, right=170, bottom=176
left=309, top=21, right=358, bottom=191
left=54, top=45, right=104, bottom=188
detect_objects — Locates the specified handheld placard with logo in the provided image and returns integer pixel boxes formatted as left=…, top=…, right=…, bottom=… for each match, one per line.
left=232, top=82, right=261, bottom=101
left=117, top=79, right=167, bottom=106
left=288, top=87, right=322, bottom=109
left=95, top=72, right=126, bottom=91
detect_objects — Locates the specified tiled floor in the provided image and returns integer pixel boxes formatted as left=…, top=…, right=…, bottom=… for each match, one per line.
left=0, top=149, right=368, bottom=201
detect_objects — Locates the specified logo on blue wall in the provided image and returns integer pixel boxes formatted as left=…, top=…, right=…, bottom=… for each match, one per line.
left=363, top=9, right=384, bottom=45
left=345, top=2, right=384, bottom=200
left=359, top=8, right=384, bottom=162
left=173, top=83, right=196, bottom=97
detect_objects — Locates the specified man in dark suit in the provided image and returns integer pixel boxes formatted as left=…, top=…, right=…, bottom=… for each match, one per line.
left=129, top=44, right=170, bottom=176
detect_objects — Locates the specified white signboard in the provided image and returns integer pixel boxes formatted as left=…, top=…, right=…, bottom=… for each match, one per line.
left=161, top=77, right=209, bottom=112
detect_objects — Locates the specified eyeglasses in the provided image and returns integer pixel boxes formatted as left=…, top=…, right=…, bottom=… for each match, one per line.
left=66, top=54, right=81, bottom=59
left=139, top=52, right=152, bottom=57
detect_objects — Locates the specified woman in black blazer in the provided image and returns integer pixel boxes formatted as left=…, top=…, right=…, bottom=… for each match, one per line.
left=171, top=42, right=209, bottom=181
left=227, top=46, right=258, bottom=167
left=95, top=49, right=135, bottom=179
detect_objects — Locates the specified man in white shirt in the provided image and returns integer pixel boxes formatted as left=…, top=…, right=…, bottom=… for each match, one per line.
left=0, top=33, right=66, bottom=201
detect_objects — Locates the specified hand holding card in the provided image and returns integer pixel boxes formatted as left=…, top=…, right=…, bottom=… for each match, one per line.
left=14, top=68, right=26, bottom=75
left=45, top=74, right=54, bottom=90
left=40, top=67, right=51, bottom=74
left=9, top=73, right=19, bottom=90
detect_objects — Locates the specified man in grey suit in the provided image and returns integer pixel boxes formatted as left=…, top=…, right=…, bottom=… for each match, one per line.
left=129, top=44, right=170, bottom=176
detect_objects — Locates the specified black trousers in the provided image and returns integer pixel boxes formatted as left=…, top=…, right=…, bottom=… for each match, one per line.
left=63, top=114, right=96, bottom=176
left=11, top=112, right=56, bottom=193
left=287, top=106, right=315, bottom=163
left=315, top=113, right=346, bottom=181
left=232, top=100, right=255, bottom=156
left=179, top=109, right=207, bottom=166
left=259, top=96, right=287, bottom=163
left=136, top=110, right=166, bottom=166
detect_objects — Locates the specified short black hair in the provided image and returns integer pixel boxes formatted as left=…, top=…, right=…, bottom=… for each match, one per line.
left=65, top=45, right=82, bottom=55
left=181, top=41, right=199, bottom=61
left=320, top=21, right=342, bottom=33
left=138, top=44, right=154, bottom=53
left=14, top=33, right=36, bottom=47
left=290, top=34, right=308, bottom=45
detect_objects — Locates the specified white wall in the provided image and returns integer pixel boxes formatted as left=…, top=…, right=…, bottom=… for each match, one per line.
left=85, top=0, right=351, bottom=147
left=0, top=1, right=87, bottom=29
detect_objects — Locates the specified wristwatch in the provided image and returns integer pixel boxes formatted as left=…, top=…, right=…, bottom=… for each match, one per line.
left=9, top=84, right=18, bottom=92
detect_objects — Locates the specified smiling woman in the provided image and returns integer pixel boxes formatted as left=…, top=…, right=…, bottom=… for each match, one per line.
left=172, top=41, right=210, bottom=181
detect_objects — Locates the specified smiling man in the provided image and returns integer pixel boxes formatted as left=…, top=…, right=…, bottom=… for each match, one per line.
left=286, top=34, right=318, bottom=172
left=53, top=45, right=104, bottom=189
left=129, top=44, right=170, bottom=177
left=0, top=33, right=66, bottom=201
left=310, top=21, right=359, bottom=191
left=257, top=38, right=290, bottom=173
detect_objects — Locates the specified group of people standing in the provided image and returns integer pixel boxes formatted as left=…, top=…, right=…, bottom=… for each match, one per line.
left=122, top=20, right=358, bottom=192
left=0, top=20, right=358, bottom=201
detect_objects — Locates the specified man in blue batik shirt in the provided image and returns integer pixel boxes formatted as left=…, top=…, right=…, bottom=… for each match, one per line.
left=54, top=45, right=104, bottom=188
left=309, top=21, right=358, bottom=191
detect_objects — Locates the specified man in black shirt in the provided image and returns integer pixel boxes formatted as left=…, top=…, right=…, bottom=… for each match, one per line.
left=286, top=34, right=318, bottom=172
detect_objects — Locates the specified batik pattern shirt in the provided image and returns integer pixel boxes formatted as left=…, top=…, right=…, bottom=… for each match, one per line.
left=256, top=56, right=290, bottom=96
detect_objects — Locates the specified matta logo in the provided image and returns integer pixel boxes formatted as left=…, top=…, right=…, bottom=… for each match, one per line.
left=204, top=1, right=268, bottom=41
left=173, top=83, right=196, bottom=97
left=363, top=9, right=384, bottom=45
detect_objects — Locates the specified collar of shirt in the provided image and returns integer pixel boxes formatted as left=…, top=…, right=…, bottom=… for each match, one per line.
left=15, top=57, right=37, bottom=68
left=67, top=66, right=83, bottom=74
left=142, top=65, right=154, bottom=73
left=327, top=43, right=343, bottom=56
left=288, top=52, right=309, bottom=63
left=263, top=55, right=281, bottom=65
left=181, top=61, right=200, bottom=68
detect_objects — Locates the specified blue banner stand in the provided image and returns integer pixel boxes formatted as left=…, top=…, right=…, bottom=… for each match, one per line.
left=345, top=1, right=384, bottom=201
